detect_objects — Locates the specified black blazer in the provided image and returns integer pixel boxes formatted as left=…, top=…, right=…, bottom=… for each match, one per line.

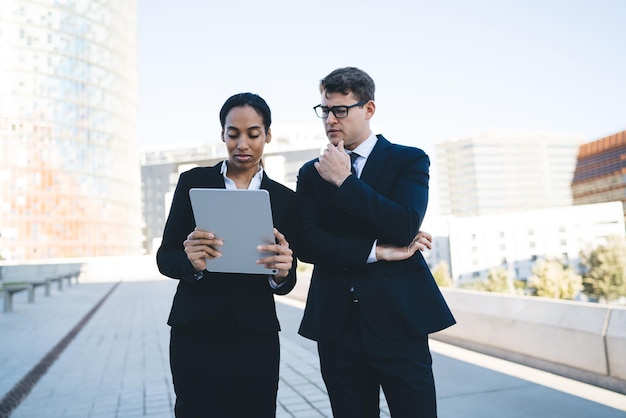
left=156, top=163, right=297, bottom=332
left=297, top=135, right=455, bottom=343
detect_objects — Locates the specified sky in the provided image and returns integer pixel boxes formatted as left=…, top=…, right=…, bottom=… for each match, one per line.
left=137, top=0, right=626, bottom=158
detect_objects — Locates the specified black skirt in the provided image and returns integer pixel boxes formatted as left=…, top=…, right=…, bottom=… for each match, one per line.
left=170, top=325, right=280, bottom=418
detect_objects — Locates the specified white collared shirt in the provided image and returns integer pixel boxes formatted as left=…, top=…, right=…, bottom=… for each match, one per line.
left=348, top=131, right=378, bottom=178
left=220, top=160, right=263, bottom=190
left=347, top=133, right=379, bottom=263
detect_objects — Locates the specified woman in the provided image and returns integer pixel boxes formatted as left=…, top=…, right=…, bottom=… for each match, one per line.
left=156, top=93, right=297, bottom=417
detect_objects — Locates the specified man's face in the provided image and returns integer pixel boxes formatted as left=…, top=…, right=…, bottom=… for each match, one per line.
left=320, top=91, right=374, bottom=150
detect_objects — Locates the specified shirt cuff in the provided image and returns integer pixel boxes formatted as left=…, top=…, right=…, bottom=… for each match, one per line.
left=269, top=275, right=285, bottom=289
left=367, top=240, right=378, bottom=263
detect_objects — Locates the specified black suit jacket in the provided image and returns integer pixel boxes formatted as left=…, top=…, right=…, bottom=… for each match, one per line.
left=297, top=135, right=455, bottom=343
left=157, top=163, right=297, bottom=332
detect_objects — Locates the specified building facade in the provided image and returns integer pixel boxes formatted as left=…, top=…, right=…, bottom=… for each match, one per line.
left=435, top=131, right=584, bottom=217
left=428, top=130, right=626, bottom=285
left=571, top=130, right=626, bottom=222
left=0, top=1, right=142, bottom=260
left=445, top=202, right=625, bottom=283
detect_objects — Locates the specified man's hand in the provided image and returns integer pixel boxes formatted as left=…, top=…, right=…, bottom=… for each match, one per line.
left=314, top=140, right=352, bottom=187
left=376, top=230, right=433, bottom=262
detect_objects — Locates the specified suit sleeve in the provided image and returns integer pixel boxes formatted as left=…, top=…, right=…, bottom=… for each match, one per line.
left=156, top=171, right=200, bottom=282
left=296, top=148, right=429, bottom=268
left=267, top=182, right=298, bottom=295
left=334, top=149, right=429, bottom=246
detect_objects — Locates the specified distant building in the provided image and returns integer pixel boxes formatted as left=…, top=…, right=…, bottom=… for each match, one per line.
left=571, top=130, right=626, bottom=223
left=0, top=1, right=142, bottom=260
left=435, top=131, right=584, bottom=217
left=428, top=130, right=625, bottom=284
left=444, top=202, right=625, bottom=283
left=141, top=125, right=327, bottom=254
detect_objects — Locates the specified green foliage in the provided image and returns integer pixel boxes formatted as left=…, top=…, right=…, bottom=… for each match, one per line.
left=528, top=258, right=581, bottom=300
left=485, top=267, right=513, bottom=293
left=579, top=235, right=626, bottom=303
left=458, top=267, right=518, bottom=294
left=431, top=260, right=453, bottom=287
left=457, top=280, right=481, bottom=291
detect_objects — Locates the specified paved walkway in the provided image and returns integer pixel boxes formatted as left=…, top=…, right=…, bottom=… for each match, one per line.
left=1, top=273, right=625, bottom=418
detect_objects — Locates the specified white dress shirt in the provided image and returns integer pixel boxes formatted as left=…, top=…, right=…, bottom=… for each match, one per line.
left=348, top=132, right=379, bottom=263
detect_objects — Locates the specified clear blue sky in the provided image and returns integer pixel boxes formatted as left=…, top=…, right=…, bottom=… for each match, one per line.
left=137, top=0, right=626, bottom=158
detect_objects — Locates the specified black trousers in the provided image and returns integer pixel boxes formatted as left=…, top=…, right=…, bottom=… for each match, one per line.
left=170, top=326, right=280, bottom=418
left=318, top=303, right=437, bottom=418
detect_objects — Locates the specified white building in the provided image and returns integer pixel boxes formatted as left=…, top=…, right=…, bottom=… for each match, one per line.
left=436, top=202, right=625, bottom=283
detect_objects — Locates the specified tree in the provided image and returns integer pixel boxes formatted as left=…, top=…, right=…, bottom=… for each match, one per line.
left=484, top=267, right=514, bottom=293
left=579, top=235, right=626, bottom=303
left=528, top=258, right=582, bottom=300
left=431, top=260, right=452, bottom=287
left=458, top=267, right=516, bottom=294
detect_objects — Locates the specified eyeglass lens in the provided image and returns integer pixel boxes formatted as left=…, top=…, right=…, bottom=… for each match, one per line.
left=321, top=106, right=348, bottom=118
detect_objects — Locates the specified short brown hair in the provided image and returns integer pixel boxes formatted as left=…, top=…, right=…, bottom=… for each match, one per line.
left=319, top=67, right=375, bottom=102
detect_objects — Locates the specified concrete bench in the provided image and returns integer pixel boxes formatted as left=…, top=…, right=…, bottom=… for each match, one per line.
left=46, top=263, right=81, bottom=291
left=1, top=264, right=46, bottom=312
left=3, top=283, right=33, bottom=311
left=0, top=262, right=83, bottom=313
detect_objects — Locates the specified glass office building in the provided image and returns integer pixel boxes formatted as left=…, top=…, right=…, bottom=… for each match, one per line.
left=0, top=1, right=142, bottom=260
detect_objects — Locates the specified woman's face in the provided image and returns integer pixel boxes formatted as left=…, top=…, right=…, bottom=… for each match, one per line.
left=221, top=105, right=271, bottom=172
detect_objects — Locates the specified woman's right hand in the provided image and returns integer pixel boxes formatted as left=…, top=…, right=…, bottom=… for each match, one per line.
left=183, top=227, right=223, bottom=271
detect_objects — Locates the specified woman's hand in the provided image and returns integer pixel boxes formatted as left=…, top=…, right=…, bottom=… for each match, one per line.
left=376, top=230, right=433, bottom=262
left=257, top=228, right=293, bottom=283
left=183, top=227, right=223, bottom=272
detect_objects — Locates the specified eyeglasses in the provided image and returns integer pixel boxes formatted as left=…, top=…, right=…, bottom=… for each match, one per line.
left=313, top=100, right=369, bottom=119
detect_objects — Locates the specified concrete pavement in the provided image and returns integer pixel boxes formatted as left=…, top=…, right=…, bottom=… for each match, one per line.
left=1, top=273, right=625, bottom=417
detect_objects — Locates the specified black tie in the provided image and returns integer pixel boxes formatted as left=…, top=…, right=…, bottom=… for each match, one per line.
left=349, top=152, right=360, bottom=176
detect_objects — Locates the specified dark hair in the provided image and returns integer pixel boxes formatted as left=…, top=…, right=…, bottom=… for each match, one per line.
left=319, top=67, right=375, bottom=102
left=219, top=92, right=272, bottom=133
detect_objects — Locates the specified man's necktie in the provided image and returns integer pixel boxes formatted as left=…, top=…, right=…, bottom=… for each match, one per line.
left=348, top=151, right=360, bottom=296
left=349, top=152, right=360, bottom=177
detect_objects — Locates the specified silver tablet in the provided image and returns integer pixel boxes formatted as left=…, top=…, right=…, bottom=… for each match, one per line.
left=189, top=188, right=278, bottom=275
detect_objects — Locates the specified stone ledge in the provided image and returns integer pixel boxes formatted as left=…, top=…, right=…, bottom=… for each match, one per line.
left=434, top=288, right=626, bottom=394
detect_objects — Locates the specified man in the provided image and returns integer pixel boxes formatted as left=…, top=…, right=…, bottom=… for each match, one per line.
left=296, top=67, right=456, bottom=418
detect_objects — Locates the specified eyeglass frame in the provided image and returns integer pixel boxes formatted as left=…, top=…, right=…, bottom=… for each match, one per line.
left=313, top=99, right=369, bottom=119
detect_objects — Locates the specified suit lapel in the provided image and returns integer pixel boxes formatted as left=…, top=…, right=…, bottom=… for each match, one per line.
left=360, top=134, right=392, bottom=186
left=202, top=163, right=227, bottom=188
left=260, top=171, right=274, bottom=192
left=260, top=172, right=280, bottom=210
